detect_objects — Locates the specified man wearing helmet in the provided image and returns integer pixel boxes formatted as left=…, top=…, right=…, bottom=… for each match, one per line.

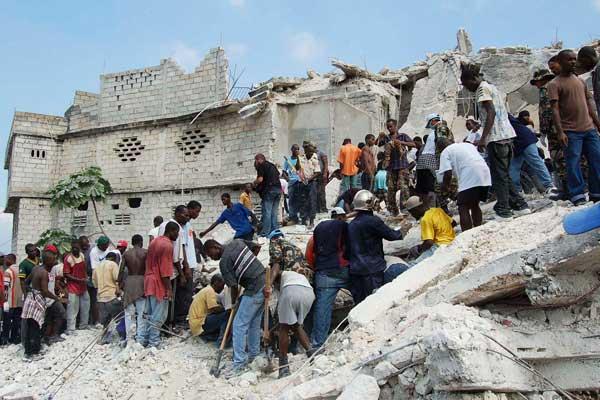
left=347, top=190, right=409, bottom=304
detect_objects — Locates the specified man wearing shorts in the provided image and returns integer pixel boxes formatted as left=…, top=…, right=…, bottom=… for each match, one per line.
left=266, top=269, right=314, bottom=379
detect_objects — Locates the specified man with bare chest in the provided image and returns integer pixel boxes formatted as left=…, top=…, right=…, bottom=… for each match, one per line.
left=121, top=234, right=148, bottom=343
left=21, top=250, right=64, bottom=358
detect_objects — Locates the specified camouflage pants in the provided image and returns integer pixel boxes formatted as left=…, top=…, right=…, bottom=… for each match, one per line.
left=550, top=147, right=588, bottom=193
left=436, top=176, right=458, bottom=212
left=387, top=169, right=410, bottom=215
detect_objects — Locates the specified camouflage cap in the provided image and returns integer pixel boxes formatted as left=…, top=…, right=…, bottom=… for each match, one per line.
left=302, top=140, right=316, bottom=149
left=530, top=68, right=554, bottom=85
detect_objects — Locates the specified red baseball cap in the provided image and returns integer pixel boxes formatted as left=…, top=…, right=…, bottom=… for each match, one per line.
left=44, top=244, right=58, bottom=254
left=117, top=240, right=129, bottom=248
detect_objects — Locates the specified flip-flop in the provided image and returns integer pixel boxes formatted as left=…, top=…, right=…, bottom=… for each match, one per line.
left=563, top=203, right=600, bottom=235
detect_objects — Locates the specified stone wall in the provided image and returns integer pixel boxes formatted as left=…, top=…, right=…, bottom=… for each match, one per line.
left=58, top=109, right=273, bottom=195
left=93, top=49, right=227, bottom=129
left=6, top=112, right=67, bottom=198
left=11, top=198, right=55, bottom=260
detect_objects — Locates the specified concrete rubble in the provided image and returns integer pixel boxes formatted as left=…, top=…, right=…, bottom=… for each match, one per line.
left=275, top=203, right=600, bottom=400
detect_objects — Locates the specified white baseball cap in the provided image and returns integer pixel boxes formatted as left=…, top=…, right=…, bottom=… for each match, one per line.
left=331, top=207, right=346, bottom=217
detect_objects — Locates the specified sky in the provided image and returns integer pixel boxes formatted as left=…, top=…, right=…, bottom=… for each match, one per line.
left=0, top=0, right=599, bottom=252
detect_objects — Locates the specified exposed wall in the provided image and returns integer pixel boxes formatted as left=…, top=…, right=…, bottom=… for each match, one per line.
left=272, top=77, right=399, bottom=164
left=6, top=112, right=67, bottom=198
left=98, top=49, right=228, bottom=127
left=11, top=198, right=55, bottom=259
left=14, top=109, right=271, bottom=199
left=52, top=187, right=250, bottom=247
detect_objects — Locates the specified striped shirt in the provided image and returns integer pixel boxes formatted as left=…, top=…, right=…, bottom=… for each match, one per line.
left=219, top=239, right=265, bottom=296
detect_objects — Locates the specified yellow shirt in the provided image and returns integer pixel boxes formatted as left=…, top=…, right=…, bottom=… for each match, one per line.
left=92, top=260, right=120, bottom=303
left=240, top=192, right=253, bottom=211
left=420, top=208, right=455, bottom=245
left=188, top=286, right=220, bottom=336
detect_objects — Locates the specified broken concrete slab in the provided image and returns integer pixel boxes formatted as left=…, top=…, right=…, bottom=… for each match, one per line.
left=337, top=374, right=380, bottom=400
left=278, top=366, right=355, bottom=400
left=349, top=206, right=589, bottom=326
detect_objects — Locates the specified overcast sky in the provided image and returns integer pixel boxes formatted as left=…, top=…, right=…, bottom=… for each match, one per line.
left=1, top=0, right=599, bottom=253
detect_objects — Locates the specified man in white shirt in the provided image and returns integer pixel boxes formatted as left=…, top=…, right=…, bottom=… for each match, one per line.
left=89, top=236, right=113, bottom=270
left=299, top=141, right=322, bottom=228
left=437, top=139, right=491, bottom=231
left=461, top=62, right=530, bottom=219
left=464, top=117, right=483, bottom=146
left=148, top=216, right=163, bottom=245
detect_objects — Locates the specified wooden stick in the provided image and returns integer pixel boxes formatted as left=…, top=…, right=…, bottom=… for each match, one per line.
left=210, top=304, right=237, bottom=377
left=263, top=266, right=271, bottom=345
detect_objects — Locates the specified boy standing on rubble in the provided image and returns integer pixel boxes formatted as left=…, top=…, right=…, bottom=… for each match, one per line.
left=461, top=62, right=530, bottom=219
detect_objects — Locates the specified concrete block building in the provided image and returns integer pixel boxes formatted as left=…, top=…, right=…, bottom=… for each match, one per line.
left=4, top=47, right=400, bottom=258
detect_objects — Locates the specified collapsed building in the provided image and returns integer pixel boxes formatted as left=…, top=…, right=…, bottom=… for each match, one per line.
left=2, top=29, right=600, bottom=400
left=4, top=29, right=585, bottom=258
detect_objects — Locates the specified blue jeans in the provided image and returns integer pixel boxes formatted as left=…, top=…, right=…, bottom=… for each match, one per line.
left=383, top=263, right=410, bottom=284
left=260, top=187, right=282, bottom=236
left=201, top=310, right=229, bottom=343
left=509, top=143, right=553, bottom=193
left=340, top=175, right=359, bottom=194
left=300, top=180, right=318, bottom=223
left=409, top=244, right=439, bottom=266
left=311, top=270, right=349, bottom=348
left=566, top=130, right=600, bottom=202
left=232, top=291, right=264, bottom=368
left=125, top=297, right=146, bottom=342
left=287, top=181, right=301, bottom=223
left=138, top=296, right=169, bottom=347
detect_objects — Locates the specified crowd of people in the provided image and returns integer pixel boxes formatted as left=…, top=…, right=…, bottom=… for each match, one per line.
left=1, top=46, right=599, bottom=381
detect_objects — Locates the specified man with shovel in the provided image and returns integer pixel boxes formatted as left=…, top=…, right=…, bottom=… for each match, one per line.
left=204, top=238, right=266, bottom=379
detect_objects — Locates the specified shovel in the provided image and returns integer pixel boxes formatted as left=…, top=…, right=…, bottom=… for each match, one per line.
left=262, top=266, right=276, bottom=373
left=210, top=304, right=238, bottom=377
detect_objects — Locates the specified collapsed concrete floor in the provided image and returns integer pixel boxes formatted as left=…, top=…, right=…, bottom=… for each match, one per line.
left=2, top=202, right=600, bottom=400
left=279, top=203, right=600, bottom=400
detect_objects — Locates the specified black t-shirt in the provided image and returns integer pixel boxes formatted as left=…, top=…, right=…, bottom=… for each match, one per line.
left=255, top=161, right=281, bottom=195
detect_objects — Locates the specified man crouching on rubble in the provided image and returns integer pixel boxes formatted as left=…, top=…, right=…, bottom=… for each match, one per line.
left=347, top=190, right=410, bottom=304
left=204, top=238, right=266, bottom=379
left=406, top=196, right=456, bottom=265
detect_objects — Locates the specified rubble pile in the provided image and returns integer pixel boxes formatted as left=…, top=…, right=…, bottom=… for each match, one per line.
left=277, top=203, right=600, bottom=400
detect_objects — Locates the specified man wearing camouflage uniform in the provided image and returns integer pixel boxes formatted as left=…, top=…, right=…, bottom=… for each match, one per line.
left=531, top=68, right=586, bottom=199
left=416, top=113, right=457, bottom=210
left=382, top=119, right=415, bottom=215
left=268, top=230, right=313, bottom=283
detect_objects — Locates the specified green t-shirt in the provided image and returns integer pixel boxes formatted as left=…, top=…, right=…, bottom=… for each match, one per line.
left=18, top=258, right=37, bottom=280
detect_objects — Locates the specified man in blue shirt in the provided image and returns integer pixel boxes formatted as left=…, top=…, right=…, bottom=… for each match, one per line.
left=283, top=144, right=302, bottom=224
left=200, top=193, right=257, bottom=241
left=308, top=207, right=350, bottom=349
left=508, top=114, right=559, bottom=199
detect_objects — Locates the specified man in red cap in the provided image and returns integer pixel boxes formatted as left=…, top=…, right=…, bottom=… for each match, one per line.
left=117, top=240, right=128, bottom=256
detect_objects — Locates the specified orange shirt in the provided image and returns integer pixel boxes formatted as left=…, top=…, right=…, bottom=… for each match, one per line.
left=337, top=144, right=362, bottom=176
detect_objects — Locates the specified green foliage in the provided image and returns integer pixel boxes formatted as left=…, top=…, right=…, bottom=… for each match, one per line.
left=37, top=229, right=75, bottom=255
left=47, top=166, right=112, bottom=209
